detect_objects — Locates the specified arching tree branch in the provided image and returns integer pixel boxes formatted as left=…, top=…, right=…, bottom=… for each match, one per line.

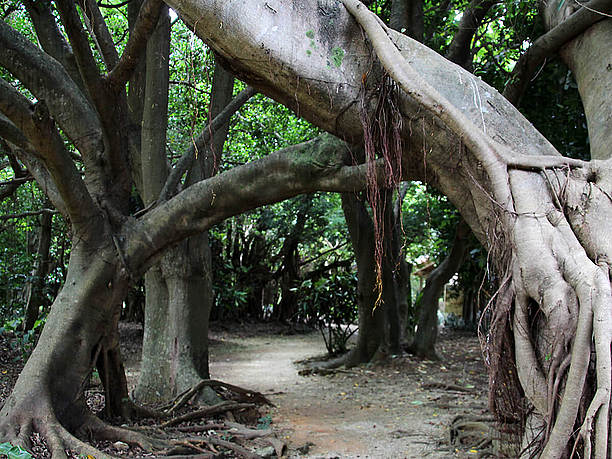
left=0, top=130, right=67, bottom=216
left=503, top=0, right=612, bottom=105
left=127, top=134, right=392, bottom=275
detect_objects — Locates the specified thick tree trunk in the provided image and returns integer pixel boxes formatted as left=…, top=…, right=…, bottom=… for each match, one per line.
left=380, top=190, right=402, bottom=356
left=340, top=193, right=384, bottom=366
left=0, top=232, right=135, bottom=456
left=409, top=219, right=470, bottom=360
left=136, top=50, right=234, bottom=404
left=135, top=236, right=216, bottom=405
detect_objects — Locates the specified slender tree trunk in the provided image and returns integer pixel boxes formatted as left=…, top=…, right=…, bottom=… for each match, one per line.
left=22, top=203, right=53, bottom=331
left=409, top=219, right=470, bottom=359
left=274, top=195, right=312, bottom=322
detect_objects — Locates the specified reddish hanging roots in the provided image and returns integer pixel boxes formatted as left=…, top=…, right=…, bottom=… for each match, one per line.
left=359, top=74, right=404, bottom=304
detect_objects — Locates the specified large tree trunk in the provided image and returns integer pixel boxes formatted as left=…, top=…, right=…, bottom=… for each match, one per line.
left=162, top=1, right=612, bottom=455
left=135, top=236, right=216, bottom=405
left=135, top=15, right=235, bottom=404
left=0, top=230, right=136, bottom=456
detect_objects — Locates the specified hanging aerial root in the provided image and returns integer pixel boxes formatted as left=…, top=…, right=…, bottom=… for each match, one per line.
left=572, top=261, right=612, bottom=459
left=538, top=242, right=610, bottom=457
left=341, top=0, right=512, bottom=207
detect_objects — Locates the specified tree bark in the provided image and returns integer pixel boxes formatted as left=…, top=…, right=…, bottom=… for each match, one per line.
left=340, top=193, right=385, bottom=366
left=0, top=225, right=134, bottom=456
left=408, top=219, right=470, bottom=360
left=22, top=202, right=53, bottom=332
left=135, top=38, right=235, bottom=403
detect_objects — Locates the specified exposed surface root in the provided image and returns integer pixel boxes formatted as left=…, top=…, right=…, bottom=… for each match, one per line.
left=167, top=379, right=274, bottom=414
left=161, top=401, right=256, bottom=428
left=449, top=415, right=495, bottom=453
left=83, top=413, right=169, bottom=451
left=0, top=400, right=171, bottom=458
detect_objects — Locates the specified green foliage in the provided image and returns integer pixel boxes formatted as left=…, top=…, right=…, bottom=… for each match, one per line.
left=302, top=270, right=358, bottom=355
left=210, top=192, right=354, bottom=323
left=0, top=442, right=32, bottom=459
left=518, top=62, right=588, bottom=159
left=401, top=183, right=460, bottom=264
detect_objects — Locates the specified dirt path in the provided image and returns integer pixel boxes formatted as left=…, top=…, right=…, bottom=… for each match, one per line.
left=209, top=325, right=490, bottom=458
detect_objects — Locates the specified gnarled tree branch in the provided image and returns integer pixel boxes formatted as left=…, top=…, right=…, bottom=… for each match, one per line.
left=126, top=134, right=392, bottom=275
left=0, top=19, right=105, bottom=184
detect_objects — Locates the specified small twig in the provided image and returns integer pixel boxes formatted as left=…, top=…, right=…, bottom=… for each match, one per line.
left=98, top=0, right=132, bottom=7
left=0, top=176, right=32, bottom=187
left=299, top=241, right=350, bottom=266
left=421, top=382, right=476, bottom=393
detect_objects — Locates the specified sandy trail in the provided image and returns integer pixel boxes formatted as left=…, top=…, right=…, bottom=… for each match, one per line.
left=209, top=327, right=488, bottom=458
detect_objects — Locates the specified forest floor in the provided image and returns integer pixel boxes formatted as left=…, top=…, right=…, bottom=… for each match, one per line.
left=1, top=323, right=501, bottom=458
left=207, top=323, right=495, bottom=458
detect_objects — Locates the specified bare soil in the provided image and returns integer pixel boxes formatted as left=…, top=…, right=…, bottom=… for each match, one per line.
left=1, top=324, right=493, bottom=458
left=208, top=323, right=491, bottom=458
